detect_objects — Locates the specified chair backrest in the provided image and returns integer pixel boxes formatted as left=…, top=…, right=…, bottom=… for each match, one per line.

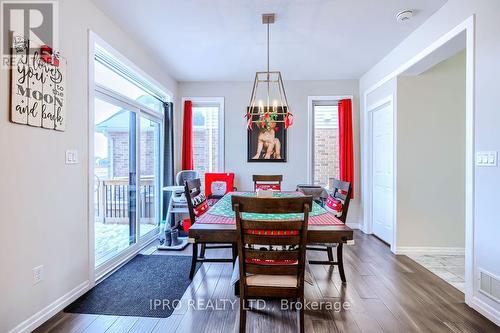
left=328, top=178, right=352, bottom=223
left=176, top=170, right=197, bottom=186
left=204, top=172, right=235, bottom=198
left=232, top=196, right=312, bottom=290
left=252, top=174, right=283, bottom=191
left=184, top=178, right=208, bottom=224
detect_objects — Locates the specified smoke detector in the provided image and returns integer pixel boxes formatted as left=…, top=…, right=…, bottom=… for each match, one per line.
left=396, top=9, right=413, bottom=23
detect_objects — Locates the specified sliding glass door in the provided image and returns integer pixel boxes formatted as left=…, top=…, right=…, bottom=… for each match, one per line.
left=94, top=95, right=137, bottom=267
left=92, top=41, right=168, bottom=275
left=93, top=90, right=164, bottom=271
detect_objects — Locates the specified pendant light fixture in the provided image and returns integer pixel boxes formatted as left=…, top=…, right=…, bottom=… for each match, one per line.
left=246, top=13, right=293, bottom=130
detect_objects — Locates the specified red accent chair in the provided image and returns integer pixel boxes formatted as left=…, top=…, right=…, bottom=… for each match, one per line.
left=204, top=172, right=235, bottom=205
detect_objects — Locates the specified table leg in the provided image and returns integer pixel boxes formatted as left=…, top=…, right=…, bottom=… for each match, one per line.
left=337, top=243, right=346, bottom=283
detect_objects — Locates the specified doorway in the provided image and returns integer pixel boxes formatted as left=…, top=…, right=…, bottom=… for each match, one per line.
left=370, top=98, right=394, bottom=245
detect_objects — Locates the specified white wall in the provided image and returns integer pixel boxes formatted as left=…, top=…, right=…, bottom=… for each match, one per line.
left=0, top=0, right=177, bottom=331
left=397, top=51, right=466, bottom=249
left=360, top=0, right=500, bottom=323
left=178, top=80, right=362, bottom=227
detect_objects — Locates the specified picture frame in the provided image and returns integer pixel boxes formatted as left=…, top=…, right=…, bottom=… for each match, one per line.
left=247, top=107, right=287, bottom=162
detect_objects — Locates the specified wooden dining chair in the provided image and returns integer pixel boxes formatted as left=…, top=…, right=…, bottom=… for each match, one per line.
left=232, top=195, right=312, bottom=333
left=185, top=178, right=236, bottom=279
left=252, top=174, right=283, bottom=191
left=307, top=179, right=351, bottom=283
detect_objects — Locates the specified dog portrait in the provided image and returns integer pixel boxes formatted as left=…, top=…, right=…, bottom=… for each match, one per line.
left=247, top=108, right=287, bottom=162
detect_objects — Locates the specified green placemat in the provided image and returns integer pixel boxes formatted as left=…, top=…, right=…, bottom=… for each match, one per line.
left=209, top=192, right=326, bottom=220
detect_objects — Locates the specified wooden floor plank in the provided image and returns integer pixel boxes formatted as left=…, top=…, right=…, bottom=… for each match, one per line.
left=127, top=317, right=160, bottom=333
left=48, top=313, right=99, bottom=333
left=37, top=231, right=498, bottom=333
left=105, top=316, right=139, bottom=333
left=82, top=315, right=118, bottom=332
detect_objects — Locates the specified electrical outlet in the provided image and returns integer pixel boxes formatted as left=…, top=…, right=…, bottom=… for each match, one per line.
left=347, top=240, right=355, bottom=246
left=33, top=265, right=44, bottom=285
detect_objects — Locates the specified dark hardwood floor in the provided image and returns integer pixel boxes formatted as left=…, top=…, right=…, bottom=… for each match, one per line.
left=34, top=231, right=498, bottom=333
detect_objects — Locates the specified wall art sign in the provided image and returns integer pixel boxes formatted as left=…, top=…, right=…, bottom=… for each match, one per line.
left=10, top=36, right=66, bottom=131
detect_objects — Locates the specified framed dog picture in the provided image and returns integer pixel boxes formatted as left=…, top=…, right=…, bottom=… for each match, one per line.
left=247, top=107, right=287, bottom=162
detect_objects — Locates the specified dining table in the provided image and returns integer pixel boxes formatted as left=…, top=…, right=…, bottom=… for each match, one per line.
left=188, top=191, right=354, bottom=287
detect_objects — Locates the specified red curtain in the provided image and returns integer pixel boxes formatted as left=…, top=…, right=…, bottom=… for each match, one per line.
left=181, top=100, right=194, bottom=170
left=338, top=99, right=354, bottom=198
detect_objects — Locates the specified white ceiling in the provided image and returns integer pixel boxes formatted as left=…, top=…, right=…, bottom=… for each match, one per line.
left=92, top=0, right=447, bottom=82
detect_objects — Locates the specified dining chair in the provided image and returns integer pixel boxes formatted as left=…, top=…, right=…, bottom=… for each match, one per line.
left=252, top=174, right=283, bottom=191
left=185, top=178, right=236, bottom=279
left=307, top=179, right=351, bottom=283
left=232, top=195, right=312, bottom=333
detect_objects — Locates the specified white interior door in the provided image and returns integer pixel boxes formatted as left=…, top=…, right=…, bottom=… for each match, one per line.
left=371, top=101, right=394, bottom=245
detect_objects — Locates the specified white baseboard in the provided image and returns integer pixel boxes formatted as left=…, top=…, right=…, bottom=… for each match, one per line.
left=8, top=280, right=90, bottom=333
left=471, top=296, right=500, bottom=327
left=395, top=246, right=465, bottom=255
left=346, top=222, right=361, bottom=230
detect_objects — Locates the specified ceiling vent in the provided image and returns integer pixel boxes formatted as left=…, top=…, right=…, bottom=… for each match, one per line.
left=396, top=9, right=413, bottom=23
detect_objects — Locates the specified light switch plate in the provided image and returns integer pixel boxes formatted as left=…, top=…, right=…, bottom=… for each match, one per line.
left=476, top=151, right=497, bottom=167
left=33, top=265, right=44, bottom=285
left=65, top=150, right=78, bottom=164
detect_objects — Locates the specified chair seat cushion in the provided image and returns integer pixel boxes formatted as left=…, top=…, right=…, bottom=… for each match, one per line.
left=192, top=193, right=209, bottom=217
left=325, top=196, right=343, bottom=217
left=246, top=274, right=297, bottom=287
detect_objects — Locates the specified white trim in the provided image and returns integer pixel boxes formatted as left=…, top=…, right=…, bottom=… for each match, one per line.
left=89, top=32, right=173, bottom=101
left=306, top=95, right=353, bottom=184
left=7, top=281, right=89, bottom=333
left=471, top=296, right=500, bottom=327
left=360, top=15, right=475, bottom=306
left=88, top=30, right=97, bottom=287
left=396, top=247, right=465, bottom=255
left=365, top=95, right=397, bottom=252
left=95, top=84, right=164, bottom=120
left=182, top=96, right=226, bottom=172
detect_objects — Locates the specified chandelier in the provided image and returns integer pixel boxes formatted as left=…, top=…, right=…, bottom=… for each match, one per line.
left=246, top=13, right=293, bottom=130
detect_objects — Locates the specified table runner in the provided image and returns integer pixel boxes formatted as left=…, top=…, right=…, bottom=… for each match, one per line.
left=197, top=192, right=343, bottom=226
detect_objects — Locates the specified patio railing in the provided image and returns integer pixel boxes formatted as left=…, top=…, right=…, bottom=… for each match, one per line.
left=95, top=176, right=157, bottom=224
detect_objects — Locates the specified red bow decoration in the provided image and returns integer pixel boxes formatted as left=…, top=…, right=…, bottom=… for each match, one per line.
left=40, top=45, right=60, bottom=67
left=244, top=112, right=252, bottom=130
left=284, top=112, right=294, bottom=129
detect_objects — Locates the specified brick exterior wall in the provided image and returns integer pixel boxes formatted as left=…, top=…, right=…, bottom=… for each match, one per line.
left=108, top=130, right=157, bottom=178
left=192, top=106, right=220, bottom=188
left=314, top=128, right=340, bottom=188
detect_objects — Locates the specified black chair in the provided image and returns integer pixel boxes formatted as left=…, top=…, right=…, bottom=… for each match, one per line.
left=307, top=179, right=352, bottom=283
left=185, top=178, right=236, bottom=279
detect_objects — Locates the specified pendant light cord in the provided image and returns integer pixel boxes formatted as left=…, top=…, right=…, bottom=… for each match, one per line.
left=267, top=21, right=270, bottom=108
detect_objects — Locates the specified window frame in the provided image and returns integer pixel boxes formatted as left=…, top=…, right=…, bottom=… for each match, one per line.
left=182, top=97, right=225, bottom=173
left=307, top=95, right=353, bottom=185
left=89, top=31, right=172, bottom=282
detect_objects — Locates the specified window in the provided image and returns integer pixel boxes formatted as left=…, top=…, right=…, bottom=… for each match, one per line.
left=188, top=98, right=224, bottom=186
left=311, top=101, right=340, bottom=189
left=92, top=39, right=170, bottom=270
